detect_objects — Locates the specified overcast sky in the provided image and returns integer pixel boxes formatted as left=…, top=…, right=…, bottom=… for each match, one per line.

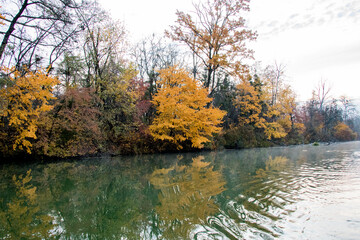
left=99, top=0, right=360, bottom=101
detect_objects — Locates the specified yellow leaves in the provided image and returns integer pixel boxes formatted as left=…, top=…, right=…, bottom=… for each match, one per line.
left=0, top=7, right=5, bottom=25
left=235, top=80, right=264, bottom=126
left=334, top=122, right=357, bottom=141
left=234, top=75, right=297, bottom=140
left=149, top=66, right=226, bottom=149
left=264, top=122, right=287, bottom=140
left=0, top=67, right=59, bottom=153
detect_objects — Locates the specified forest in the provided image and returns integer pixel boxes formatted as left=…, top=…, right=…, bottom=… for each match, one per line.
left=0, top=0, right=359, bottom=160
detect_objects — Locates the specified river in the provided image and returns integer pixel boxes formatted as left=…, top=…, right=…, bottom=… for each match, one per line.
left=1, top=141, right=360, bottom=239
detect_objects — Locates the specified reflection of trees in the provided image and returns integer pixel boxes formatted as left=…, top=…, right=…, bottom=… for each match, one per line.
left=34, top=161, right=153, bottom=239
left=149, top=156, right=226, bottom=239
left=0, top=170, right=55, bottom=239
left=255, top=156, right=289, bottom=178
left=206, top=151, right=295, bottom=239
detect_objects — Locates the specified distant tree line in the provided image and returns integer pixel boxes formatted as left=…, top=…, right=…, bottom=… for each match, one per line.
left=0, top=0, right=358, bottom=159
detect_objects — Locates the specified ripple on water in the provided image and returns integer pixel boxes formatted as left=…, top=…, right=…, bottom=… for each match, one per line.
left=203, top=142, right=360, bottom=239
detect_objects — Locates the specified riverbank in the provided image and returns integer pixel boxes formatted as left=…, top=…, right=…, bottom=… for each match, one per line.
left=1, top=136, right=353, bottom=165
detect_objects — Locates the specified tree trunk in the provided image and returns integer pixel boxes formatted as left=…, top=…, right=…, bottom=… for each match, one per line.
left=0, top=0, right=29, bottom=60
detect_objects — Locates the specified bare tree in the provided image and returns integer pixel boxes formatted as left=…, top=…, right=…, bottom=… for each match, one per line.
left=133, top=34, right=184, bottom=98
left=339, top=95, right=356, bottom=122
left=0, top=0, right=92, bottom=70
left=263, top=61, right=286, bottom=106
left=315, top=79, right=331, bottom=111
left=80, top=10, right=127, bottom=92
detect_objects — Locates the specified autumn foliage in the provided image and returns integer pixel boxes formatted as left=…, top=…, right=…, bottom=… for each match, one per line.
left=0, top=0, right=359, bottom=160
left=35, top=87, right=102, bottom=157
left=166, top=0, right=257, bottom=93
left=333, top=122, right=357, bottom=141
left=149, top=66, right=226, bottom=149
left=0, top=67, right=59, bottom=154
left=234, top=75, right=294, bottom=140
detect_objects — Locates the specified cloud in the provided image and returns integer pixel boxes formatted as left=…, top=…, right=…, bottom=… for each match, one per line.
left=251, top=0, right=360, bottom=37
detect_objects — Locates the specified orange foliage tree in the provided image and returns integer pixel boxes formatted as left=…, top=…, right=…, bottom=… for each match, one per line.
left=149, top=66, right=226, bottom=149
left=166, top=0, right=257, bottom=94
left=0, top=67, right=59, bottom=154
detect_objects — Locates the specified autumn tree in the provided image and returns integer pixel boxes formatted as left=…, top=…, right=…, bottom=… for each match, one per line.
left=234, top=75, right=286, bottom=140
left=334, top=122, right=357, bottom=141
left=35, top=87, right=102, bottom=157
left=149, top=66, right=226, bottom=149
left=0, top=67, right=58, bottom=154
left=166, top=0, right=257, bottom=94
left=232, top=70, right=302, bottom=144
left=300, top=83, right=346, bottom=142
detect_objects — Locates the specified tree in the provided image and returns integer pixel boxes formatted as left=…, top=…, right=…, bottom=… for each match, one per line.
left=133, top=34, right=184, bottom=99
left=263, top=62, right=286, bottom=106
left=339, top=95, right=356, bottom=123
left=56, top=53, right=86, bottom=88
left=334, top=122, right=357, bottom=141
left=98, top=64, right=141, bottom=152
left=0, top=0, right=91, bottom=69
left=35, top=87, right=102, bottom=157
left=80, top=12, right=126, bottom=92
left=0, top=67, right=59, bottom=154
left=234, top=72, right=300, bottom=141
left=149, top=66, right=226, bottom=149
left=166, top=0, right=257, bottom=94
left=314, top=79, right=331, bottom=111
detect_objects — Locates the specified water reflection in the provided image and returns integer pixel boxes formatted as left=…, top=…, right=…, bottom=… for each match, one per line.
left=36, top=160, right=155, bottom=239
left=0, top=170, right=56, bottom=239
left=149, top=156, right=226, bottom=239
left=0, top=142, right=359, bottom=239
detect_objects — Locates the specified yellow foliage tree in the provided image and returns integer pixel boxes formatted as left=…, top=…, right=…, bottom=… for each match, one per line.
left=0, top=67, right=59, bottom=153
left=334, top=122, right=357, bottom=141
left=234, top=74, right=297, bottom=140
left=149, top=66, right=226, bottom=149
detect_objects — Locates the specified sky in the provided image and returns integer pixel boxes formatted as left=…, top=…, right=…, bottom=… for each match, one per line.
left=98, top=0, right=360, bottom=101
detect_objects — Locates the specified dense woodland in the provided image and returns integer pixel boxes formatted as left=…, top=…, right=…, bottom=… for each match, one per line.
left=0, top=0, right=359, bottom=159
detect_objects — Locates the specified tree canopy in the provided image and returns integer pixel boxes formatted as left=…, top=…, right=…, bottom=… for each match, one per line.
left=149, top=66, right=226, bottom=149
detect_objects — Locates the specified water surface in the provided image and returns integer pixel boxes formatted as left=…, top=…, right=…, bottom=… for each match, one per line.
left=1, top=142, right=360, bottom=239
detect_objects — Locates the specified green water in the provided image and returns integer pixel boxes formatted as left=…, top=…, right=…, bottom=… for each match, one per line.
left=1, top=142, right=360, bottom=239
